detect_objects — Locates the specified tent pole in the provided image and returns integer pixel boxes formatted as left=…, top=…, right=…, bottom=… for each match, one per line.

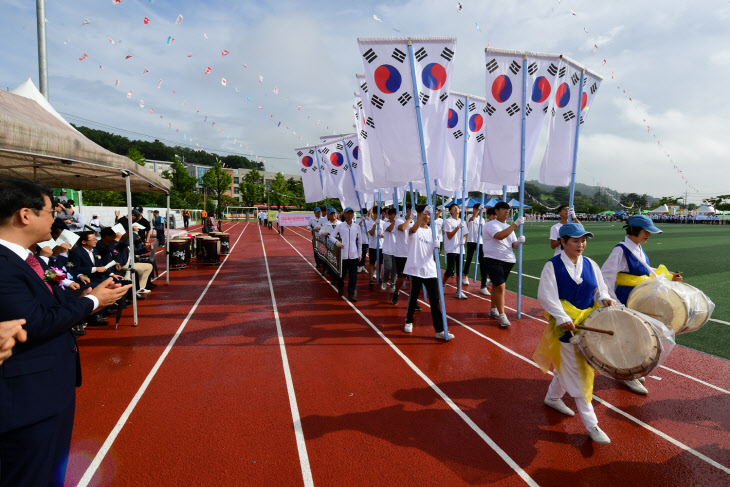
left=166, top=192, right=170, bottom=286
left=124, top=172, right=138, bottom=327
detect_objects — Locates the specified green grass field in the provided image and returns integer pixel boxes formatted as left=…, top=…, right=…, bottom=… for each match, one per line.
left=446, top=222, right=730, bottom=360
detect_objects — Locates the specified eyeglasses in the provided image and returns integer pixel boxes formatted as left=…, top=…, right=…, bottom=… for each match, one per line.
left=34, top=209, right=58, bottom=218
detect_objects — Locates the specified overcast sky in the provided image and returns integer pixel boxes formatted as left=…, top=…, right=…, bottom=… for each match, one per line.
left=2, top=0, right=729, bottom=204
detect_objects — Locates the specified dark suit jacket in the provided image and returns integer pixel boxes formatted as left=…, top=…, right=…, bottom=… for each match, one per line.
left=0, top=245, right=93, bottom=433
left=69, top=245, right=109, bottom=280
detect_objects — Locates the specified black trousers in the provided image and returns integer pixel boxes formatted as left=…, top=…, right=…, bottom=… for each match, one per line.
left=183, top=217, right=189, bottom=229
left=359, top=244, right=368, bottom=267
left=444, top=252, right=460, bottom=279
left=0, top=397, right=75, bottom=487
left=406, top=276, right=444, bottom=332
left=336, top=258, right=359, bottom=295
left=465, top=242, right=488, bottom=286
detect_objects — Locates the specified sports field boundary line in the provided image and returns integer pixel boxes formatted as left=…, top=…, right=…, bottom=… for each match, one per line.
left=395, top=288, right=730, bottom=476
left=76, top=223, right=250, bottom=487
left=259, top=226, right=314, bottom=487
left=276, top=230, right=541, bottom=487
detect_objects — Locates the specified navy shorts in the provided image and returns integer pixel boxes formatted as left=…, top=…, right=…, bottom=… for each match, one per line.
left=483, top=258, right=514, bottom=286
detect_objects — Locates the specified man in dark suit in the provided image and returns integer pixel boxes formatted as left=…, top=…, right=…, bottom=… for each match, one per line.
left=0, top=178, right=130, bottom=487
left=69, top=231, right=121, bottom=286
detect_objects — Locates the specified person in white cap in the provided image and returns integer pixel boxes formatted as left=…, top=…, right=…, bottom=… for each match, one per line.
left=535, top=223, right=615, bottom=445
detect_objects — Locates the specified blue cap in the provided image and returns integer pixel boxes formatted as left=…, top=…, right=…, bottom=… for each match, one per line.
left=627, top=215, right=662, bottom=234
left=559, top=223, right=594, bottom=239
left=328, top=207, right=337, bottom=214
left=313, top=206, right=321, bottom=212
left=343, top=207, right=354, bottom=213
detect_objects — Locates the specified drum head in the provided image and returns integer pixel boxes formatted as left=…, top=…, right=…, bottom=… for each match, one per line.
left=676, top=283, right=710, bottom=333
left=578, top=307, right=661, bottom=381
left=627, top=280, right=688, bottom=333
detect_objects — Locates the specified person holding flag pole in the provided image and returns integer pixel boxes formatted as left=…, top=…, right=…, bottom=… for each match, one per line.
left=456, top=95, right=470, bottom=300
left=472, top=192, right=489, bottom=295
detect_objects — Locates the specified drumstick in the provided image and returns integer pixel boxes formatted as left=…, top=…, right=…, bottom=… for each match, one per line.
left=574, top=325, right=615, bottom=336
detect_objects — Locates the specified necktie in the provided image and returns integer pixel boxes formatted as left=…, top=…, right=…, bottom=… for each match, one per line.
left=26, top=253, right=54, bottom=294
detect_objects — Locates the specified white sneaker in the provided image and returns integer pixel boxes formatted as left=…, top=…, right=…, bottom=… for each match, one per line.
left=381, top=282, right=387, bottom=291
left=138, top=288, right=151, bottom=294
left=498, top=313, right=511, bottom=328
left=480, top=287, right=491, bottom=296
left=588, top=425, right=611, bottom=444
left=403, top=322, right=413, bottom=333
left=544, top=396, right=575, bottom=416
left=435, top=331, right=454, bottom=340
left=621, top=379, right=648, bottom=395
left=638, top=376, right=646, bottom=384
left=455, top=291, right=467, bottom=299
left=462, top=276, right=469, bottom=285
left=489, top=308, right=500, bottom=319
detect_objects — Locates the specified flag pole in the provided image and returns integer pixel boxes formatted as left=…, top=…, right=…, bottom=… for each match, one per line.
left=516, top=55, right=528, bottom=319
left=473, top=192, right=485, bottom=282
left=342, top=136, right=366, bottom=216
left=314, top=148, right=328, bottom=208
left=568, top=68, right=586, bottom=223
left=407, top=39, right=449, bottom=340
left=457, top=96, right=469, bottom=299
left=376, top=190, right=382, bottom=283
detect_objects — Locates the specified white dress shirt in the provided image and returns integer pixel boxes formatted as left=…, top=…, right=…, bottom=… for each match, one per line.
left=330, top=221, right=361, bottom=260
left=537, top=252, right=611, bottom=325
left=443, top=217, right=467, bottom=254
left=600, top=237, right=653, bottom=301
left=403, top=226, right=437, bottom=279
left=482, top=220, right=517, bottom=263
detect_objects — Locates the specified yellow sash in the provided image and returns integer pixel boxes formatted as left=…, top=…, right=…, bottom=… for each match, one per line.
left=616, top=264, right=672, bottom=287
left=533, top=300, right=600, bottom=403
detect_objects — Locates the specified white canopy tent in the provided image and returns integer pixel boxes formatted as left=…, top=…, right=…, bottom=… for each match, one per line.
left=648, top=204, right=670, bottom=214
left=0, top=82, right=172, bottom=326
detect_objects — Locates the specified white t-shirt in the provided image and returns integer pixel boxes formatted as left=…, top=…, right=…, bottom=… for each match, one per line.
left=382, top=218, right=396, bottom=255
left=403, top=226, right=437, bottom=279
left=443, top=217, right=466, bottom=254
left=482, top=220, right=517, bottom=263
left=367, top=220, right=384, bottom=249
left=467, top=216, right=484, bottom=244
left=549, top=222, right=563, bottom=256
left=392, top=217, right=413, bottom=258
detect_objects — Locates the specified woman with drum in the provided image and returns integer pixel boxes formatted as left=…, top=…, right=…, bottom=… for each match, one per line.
left=535, top=223, right=616, bottom=445
left=600, top=214, right=682, bottom=395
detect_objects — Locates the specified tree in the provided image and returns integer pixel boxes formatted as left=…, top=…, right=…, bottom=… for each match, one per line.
left=703, top=194, right=730, bottom=210
left=201, top=162, right=233, bottom=218
left=551, top=186, right=570, bottom=204
left=239, top=169, right=263, bottom=206
left=658, top=196, right=684, bottom=207
left=268, top=172, right=289, bottom=208
left=127, top=147, right=146, bottom=166
left=162, top=158, right=200, bottom=208
left=620, top=193, right=642, bottom=208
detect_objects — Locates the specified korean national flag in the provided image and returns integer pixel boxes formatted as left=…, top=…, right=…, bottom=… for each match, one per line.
left=294, top=147, right=325, bottom=203
left=539, top=57, right=603, bottom=186
left=481, top=49, right=561, bottom=185
left=463, top=95, right=502, bottom=193
left=355, top=73, right=388, bottom=191
left=358, top=37, right=456, bottom=185
left=440, top=92, right=468, bottom=193
left=319, top=137, right=360, bottom=209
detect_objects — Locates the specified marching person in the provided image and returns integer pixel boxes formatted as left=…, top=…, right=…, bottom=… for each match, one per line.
left=381, top=207, right=398, bottom=291
left=433, top=205, right=444, bottom=255
left=442, top=204, right=468, bottom=299
left=600, top=214, right=682, bottom=395
left=358, top=207, right=371, bottom=275
left=475, top=207, right=497, bottom=296
left=403, top=205, right=453, bottom=340
left=464, top=203, right=484, bottom=287
left=366, top=207, right=384, bottom=286
left=0, top=178, right=130, bottom=486
left=391, top=204, right=414, bottom=305
left=318, top=207, right=341, bottom=278
left=308, top=207, right=325, bottom=270
left=330, top=208, right=361, bottom=301
left=482, top=201, right=525, bottom=328
left=534, top=223, right=615, bottom=445
left=549, top=205, right=580, bottom=256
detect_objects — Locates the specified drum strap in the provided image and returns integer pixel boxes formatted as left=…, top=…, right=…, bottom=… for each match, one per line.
left=616, top=264, right=673, bottom=287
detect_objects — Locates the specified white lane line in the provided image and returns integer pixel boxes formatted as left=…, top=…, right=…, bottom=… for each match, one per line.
left=290, top=226, right=730, bottom=395
left=277, top=232, right=539, bottom=487
left=77, top=223, right=250, bottom=487
left=259, top=227, right=314, bottom=487
left=709, top=318, right=730, bottom=326
left=395, top=288, right=730, bottom=475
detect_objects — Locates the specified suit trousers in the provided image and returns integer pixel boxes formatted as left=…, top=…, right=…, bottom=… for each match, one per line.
left=0, top=396, right=75, bottom=487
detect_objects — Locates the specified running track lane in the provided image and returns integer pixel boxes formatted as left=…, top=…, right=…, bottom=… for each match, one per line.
left=260, top=227, right=537, bottom=486
left=282, top=225, right=730, bottom=486
left=66, top=223, right=305, bottom=485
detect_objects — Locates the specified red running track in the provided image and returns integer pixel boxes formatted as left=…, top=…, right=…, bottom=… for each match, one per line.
left=65, top=222, right=730, bottom=486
